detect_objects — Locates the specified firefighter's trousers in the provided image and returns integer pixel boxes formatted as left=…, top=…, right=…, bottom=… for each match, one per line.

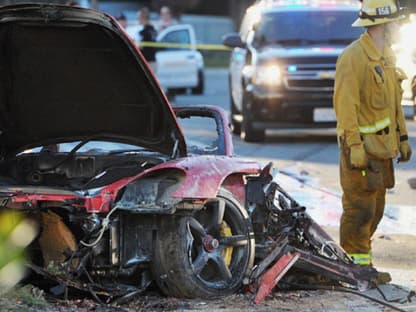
left=339, top=151, right=394, bottom=264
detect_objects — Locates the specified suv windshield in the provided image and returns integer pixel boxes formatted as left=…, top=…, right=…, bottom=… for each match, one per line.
left=255, top=10, right=363, bottom=46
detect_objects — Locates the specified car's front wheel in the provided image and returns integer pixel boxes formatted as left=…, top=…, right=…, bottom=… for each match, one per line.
left=151, top=188, right=254, bottom=298
left=229, top=76, right=241, bottom=135
left=191, top=70, right=204, bottom=95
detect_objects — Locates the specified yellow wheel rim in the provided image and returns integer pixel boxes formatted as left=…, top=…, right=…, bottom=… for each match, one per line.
left=220, top=221, right=233, bottom=266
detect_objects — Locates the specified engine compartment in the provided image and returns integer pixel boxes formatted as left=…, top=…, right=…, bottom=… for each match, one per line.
left=0, top=150, right=167, bottom=190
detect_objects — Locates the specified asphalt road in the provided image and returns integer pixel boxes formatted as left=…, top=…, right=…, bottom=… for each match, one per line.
left=174, top=68, right=416, bottom=209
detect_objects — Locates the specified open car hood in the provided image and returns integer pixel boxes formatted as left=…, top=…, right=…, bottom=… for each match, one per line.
left=0, top=4, right=186, bottom=157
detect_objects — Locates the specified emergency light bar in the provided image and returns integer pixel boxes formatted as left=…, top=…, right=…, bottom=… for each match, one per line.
left=255, top=0, right=359, bottom=7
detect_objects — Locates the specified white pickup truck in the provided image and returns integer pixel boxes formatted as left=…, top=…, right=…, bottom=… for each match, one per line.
left=156, top=24, right=205, bottom=95
left=126, top=23, right=204, bottom=96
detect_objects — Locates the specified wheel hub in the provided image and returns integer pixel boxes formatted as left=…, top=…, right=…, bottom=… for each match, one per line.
left=203, top=235, right=219, bottom=252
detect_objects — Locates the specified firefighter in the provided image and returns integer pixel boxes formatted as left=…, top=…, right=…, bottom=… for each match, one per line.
left=334, top=0, right=412, bottom=283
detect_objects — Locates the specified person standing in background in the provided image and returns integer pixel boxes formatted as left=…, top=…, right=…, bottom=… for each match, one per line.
left=138, top=7, right=157, bottom=71
left=157, top=6, right=176, bottom=32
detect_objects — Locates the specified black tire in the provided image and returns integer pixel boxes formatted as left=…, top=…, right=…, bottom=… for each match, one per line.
left=191, top=70, right=204, bottom=95
left=241, top=92, right=265, bottom=142
left=229, top=76, right=241, bottom=135
left=151, top=188, right=254, bottom=298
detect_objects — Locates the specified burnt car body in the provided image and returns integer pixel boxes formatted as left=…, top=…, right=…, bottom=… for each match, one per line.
left=0, top=4, right=261, bottom=299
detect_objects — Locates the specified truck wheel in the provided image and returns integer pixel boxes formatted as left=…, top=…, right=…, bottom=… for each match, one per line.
left=191, top=70, right=204, bottom=95
left=229, top=77, right=241, bottom=135
left=151, top=188, right=254, bottom=298
left=241, top=93, right=265, bottom=142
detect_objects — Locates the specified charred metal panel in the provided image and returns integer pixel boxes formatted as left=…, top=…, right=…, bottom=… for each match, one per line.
left=119, top=213, right=153, bottom=266
left=168, top=156, right=260, bottom=199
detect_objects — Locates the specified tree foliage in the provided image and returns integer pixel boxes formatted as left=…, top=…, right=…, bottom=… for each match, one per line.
left=0, top=212, right=37, bottom=294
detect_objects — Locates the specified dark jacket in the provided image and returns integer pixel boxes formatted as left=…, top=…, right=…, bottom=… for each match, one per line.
left=139, top=24, right=157, bottom=62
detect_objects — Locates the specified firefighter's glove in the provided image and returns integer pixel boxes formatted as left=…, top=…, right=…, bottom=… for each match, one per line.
left=398, top=141, right=412, bottom=163
left=350, top=143, right=367, bottom=169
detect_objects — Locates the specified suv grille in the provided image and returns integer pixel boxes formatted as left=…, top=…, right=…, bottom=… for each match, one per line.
left=284, top=63, right=335, bottom=91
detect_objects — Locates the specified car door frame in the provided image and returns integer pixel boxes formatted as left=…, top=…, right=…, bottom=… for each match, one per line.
left=173, top=105, right=234, bottom=156
left=156, top=24, right=197, bottom=50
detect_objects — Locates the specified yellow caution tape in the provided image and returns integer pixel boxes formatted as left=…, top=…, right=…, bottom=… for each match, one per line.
left=136, top=41, right=231, bottom=51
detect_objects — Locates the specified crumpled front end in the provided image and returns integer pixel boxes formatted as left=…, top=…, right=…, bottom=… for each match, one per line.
left=0, top=153, right=261, bottom=301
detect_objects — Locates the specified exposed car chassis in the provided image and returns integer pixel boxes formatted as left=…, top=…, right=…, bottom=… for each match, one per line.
left=245, top=167, right=378, bottom=303
left=6, top=163, right=379, bottom=304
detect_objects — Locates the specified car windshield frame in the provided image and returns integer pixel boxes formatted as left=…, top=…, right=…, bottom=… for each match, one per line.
left=19, top=141, right=153, bottom=156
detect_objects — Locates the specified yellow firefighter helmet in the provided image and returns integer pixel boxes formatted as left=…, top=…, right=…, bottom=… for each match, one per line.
left=352, top=0, right=406, bottom=27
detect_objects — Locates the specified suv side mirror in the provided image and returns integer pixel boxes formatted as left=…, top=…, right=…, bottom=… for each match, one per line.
left=222, top=33, right=245, bottom=48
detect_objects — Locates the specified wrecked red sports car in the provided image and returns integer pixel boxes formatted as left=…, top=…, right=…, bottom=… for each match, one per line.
left=0, top=4, right=261, bottom=299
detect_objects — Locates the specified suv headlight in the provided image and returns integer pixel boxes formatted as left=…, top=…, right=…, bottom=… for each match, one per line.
left=254, top=64, right=282, bottom=86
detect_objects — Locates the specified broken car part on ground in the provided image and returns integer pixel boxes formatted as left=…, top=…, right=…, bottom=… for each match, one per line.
left=0, top=4, right=412, bottom=310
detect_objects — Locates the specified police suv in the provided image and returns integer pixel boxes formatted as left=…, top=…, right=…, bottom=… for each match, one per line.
left=223, top=0, right=363, bottom=141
